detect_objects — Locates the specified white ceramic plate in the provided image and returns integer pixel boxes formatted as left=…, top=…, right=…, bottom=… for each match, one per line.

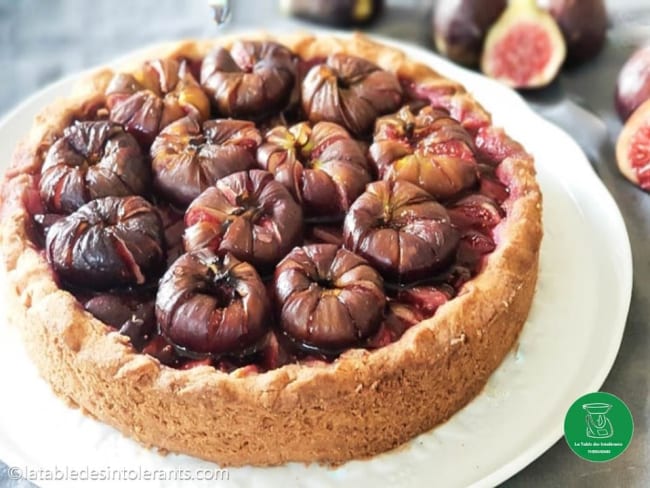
left=0, top=34, right=632, bottom=488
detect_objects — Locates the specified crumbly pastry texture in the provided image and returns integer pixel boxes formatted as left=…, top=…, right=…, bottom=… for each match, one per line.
left=0, top=33, right=542, bottom=466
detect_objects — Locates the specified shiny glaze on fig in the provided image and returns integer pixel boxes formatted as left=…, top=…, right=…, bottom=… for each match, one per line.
left=343, top=180, right=460, bottom=285
left=200, top=41, right=297, bottom=119
left=156, top=249, right=270, bottom=357
left=150, top=116, right=262, bottom=206
left=257, top=121, right=371, bottom=221
left=274, top=244, right=386, bottom=354
left=40, top=121, right=149, bottom=214
left=183, top=170, right=303, bottom=271
left=370, top=105, right=478, bottom=199
left=302, top=53, right=402, bottom=136
left=45, top=196, right=165, bottom=289
left=106, top=58, right=210, bottom=146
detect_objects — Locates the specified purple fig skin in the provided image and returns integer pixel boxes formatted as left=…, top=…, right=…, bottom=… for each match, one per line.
left=615, top=46, right=650, bottom=122
left=281, top=0, right=384, bottom=26
left=549, top=0, right=608, bottom=65
left=433, top=0, right=507, bottom=66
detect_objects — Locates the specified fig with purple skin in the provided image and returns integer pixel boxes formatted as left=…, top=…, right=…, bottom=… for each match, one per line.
left=274, top=244, right=386, bottom=355
left=616, top=98, right=650, bottom=191
left=150, top=117, right=262, bottom=207
left=549, top=0, right=607, bottom=65
left=156, top=249, right=270, bottom=357
left=480, top=0, right=566, bottom=89
left=301, top=53, right=402, bottom=136
left=184, top=170, right=303, bottom=271
left=615, top=46, right=650, bottom=122
left=447, top=194, right=503, bottom=231
left=433, top=0, right=507, bottom=66
left=370, top=105, right=478, bottom=199
left=106, top=58, right=210, bottom=146
left=257, top=121, right=371, bottom=221
left=281, top=0, right=384, bottom=26
left=200, top=41, right=297, bottom=119
left=39, top=121, right=150, bottom=214
left=45, top=196, right=165, bottom=289
left=344, top=180, right=460, bottom=285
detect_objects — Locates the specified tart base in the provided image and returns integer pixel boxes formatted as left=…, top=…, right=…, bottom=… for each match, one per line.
left=0, top=33, right=542, bottom=466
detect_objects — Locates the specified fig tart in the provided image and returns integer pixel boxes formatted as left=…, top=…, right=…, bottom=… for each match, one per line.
left=0, top=33, right=542, bottom=466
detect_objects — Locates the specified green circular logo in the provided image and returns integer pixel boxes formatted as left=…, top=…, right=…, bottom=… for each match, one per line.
left=564, top=392, right=634, bottom=462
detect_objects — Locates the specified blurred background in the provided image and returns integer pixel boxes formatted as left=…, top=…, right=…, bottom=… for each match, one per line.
left=0, top=1, right=648, bottom=487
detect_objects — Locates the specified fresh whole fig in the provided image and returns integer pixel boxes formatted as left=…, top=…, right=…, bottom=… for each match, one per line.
left=150, top=116, right=262, bottom=207
left=40, top=121, right=149, bottom=214
left=200, top=41, right=297, bottom=119
left=433, top=0, right=507, bottom=66
left=301, top=53, right=402, bottom=136
left=257, top=121, right=371, bottom=221
left=281, top=0, right=384, bottom=26
left=106, top=58, right=210, bottom=146
left=481, top=0, right=566, bottom=89
left=548, top=0, right=608, bottom=65
left=370, top=105, right=478, bottom=199
left=156, top=249, right=270, bottom=358
left=274, top=244, right=386, bottom=355
left=183, top=170, right=303, bottom=272
left=615, top=46, right=650, bottom=122
left=45, top=196, right=165, bottom=289
left=343, top=180, right=460, bottom=285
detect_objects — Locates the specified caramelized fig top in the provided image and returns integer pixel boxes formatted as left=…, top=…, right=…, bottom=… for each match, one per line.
left=150, top=117, right=262, bottom=207
left=343, top=180, right=460, bottom=285
left=257, top=121, right=371, bottom=221
left=301, top=53, right=403, bottom=136
left=274, top=244, right=386, bottom=354
left=40, top=121, right=149, bottom=214
left=106, top=58, right=210, bottom=146
left=200, top=41, right=297, bottom=119
left=156, top=249, right=270, bottom=357
left=370, top=105, right=478, bottom=199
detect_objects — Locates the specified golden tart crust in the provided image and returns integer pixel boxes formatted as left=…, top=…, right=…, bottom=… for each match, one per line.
left=0, top=33, right=542, bottom=466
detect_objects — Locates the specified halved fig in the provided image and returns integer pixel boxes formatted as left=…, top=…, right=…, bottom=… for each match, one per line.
left=39, top=121, right=149, bottom=214
left=480, top=0, right=566, bottom=89
left=370, top=105, right=478, bottom=199
left=106, top=58, right=210, bottom=146
left=301, top=53, right=402, bottom=135
left=200, top=41, right=297, bottom=119
left=257, top=121, right=371, bottom=221
left=45, top=196, right=165, bottom=289
left=150, top=116, right=261, bottom=206
left=549, top=0, right=607, bottom=65
left=616, top=98, right=650, bottom=191
left=396, top=284, right=454, bottom=317
left=433, top=0, right=507, bottom=66
left=447, top=194, right=504, bottom=231
left=343, top=180, right=460, bottom=285
left=274, top=244, right=386, bottom=355
left=156, top=249, right=270, bottom=357
left=615, top=46, right=650, bottom=122
left=183, top=170, right=303, bottom=272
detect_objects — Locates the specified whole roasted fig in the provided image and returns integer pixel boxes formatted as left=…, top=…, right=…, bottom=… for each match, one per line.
left=39, top=121, right=150, bottom=214
left=433, top=0, right=507, bottom=66
left=370, top=105, right=478, bottom=200
left=45, top=196, right=165, bottom=289
left=301, top=53, right=402, bottom=136
left=257, top=121, right=371, bottom=221
left=274, top=244, right=386, bottom=355
left=156, top=249, right=270, bottom=357
left=106, top=58, right=210, bottom=146
left=200, top=41, right=297, bottom=119
left=184, top=170, right=303, bottom=272
left=150, top=116, right=262, bottom=207
left=343, top=180, right=460, bottom=285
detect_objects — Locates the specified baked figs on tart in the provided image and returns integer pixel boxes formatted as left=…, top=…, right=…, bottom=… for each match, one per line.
left=0, top=33, right=542, bottom=467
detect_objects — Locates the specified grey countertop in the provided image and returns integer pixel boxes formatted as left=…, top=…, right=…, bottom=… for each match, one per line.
left=0, top=0, right=648, bottom=486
